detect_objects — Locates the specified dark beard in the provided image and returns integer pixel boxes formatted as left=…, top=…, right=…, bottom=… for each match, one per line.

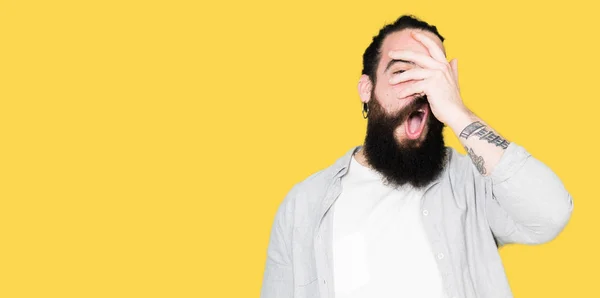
left=362, top=94, right=447, bottom=189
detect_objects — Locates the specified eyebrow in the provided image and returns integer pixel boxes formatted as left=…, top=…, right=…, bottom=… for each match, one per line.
left=384, top=59, right=415, bottom=72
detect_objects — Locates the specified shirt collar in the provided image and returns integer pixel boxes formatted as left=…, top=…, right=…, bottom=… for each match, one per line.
left=331, top=145, right=363, bottom=179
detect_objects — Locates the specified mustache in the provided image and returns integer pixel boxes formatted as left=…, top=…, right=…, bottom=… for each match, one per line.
left=387, top=95, right=429, bottom=126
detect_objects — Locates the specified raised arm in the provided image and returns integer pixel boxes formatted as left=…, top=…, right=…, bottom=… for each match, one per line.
left=450, top=110, right=574, bottom=245
left=388, top=30, right=573, bottom=246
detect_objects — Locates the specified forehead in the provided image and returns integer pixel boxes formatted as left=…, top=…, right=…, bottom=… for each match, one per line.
left=378, top=29, right=445, bottom=71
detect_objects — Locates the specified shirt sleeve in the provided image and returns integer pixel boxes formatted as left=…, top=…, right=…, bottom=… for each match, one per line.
left=483, top=142, right=574, bottom=246
left=260, top=185, right=296, bottom=298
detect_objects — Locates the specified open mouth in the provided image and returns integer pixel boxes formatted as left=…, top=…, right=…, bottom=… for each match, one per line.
left=404, top=104, right=429, bottom=140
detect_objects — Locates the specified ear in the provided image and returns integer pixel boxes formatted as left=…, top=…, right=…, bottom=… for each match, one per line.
left=358, top=74, right=373, bottom=104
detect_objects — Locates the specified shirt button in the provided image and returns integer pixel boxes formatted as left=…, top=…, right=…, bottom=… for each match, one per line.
left=422, top=209, right=429, bottom=216
left=437, top=253, right=444, bottom=260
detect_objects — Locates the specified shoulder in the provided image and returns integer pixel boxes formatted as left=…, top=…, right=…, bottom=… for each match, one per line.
left=289, top=146, right=358, bottom=199
left=278, top=147, right=357, bottom=218
left=287, top=160, right=340, bottom=204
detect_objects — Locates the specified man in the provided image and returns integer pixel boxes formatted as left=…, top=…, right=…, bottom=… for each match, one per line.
left=260, top=15, right=573, bottom=298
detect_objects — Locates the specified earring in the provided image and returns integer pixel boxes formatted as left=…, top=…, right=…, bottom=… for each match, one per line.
left=362, top=102, right=369, bottom=119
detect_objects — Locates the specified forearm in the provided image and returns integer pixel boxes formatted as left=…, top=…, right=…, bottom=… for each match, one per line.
left=446, top=108, right=510, bottom=176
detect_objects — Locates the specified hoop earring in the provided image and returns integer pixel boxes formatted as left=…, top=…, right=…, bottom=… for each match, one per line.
left=362, top=102, right=369, bottom=119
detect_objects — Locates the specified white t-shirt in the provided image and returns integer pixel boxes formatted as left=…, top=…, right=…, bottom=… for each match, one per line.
left=332, top=154, right=447, bottom=298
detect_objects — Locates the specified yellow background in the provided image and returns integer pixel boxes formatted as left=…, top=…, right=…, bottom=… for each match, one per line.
left=1, top=0, right=597, bottom=297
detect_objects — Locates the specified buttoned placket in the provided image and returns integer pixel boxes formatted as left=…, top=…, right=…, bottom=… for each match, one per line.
left=420, top=182, right=458, bottom=298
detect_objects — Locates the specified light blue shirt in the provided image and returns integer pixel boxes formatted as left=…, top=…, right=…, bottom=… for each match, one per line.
left=260, top=142, right=573, bottom=298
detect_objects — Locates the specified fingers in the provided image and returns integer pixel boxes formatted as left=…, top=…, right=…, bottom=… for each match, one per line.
left=388, top=50, right=444, bottom=70
left=411, top=31, right=447, bottom=63
left=396, top=81, right=427, bottom=99
left=388, top=68, right=432, bottom=85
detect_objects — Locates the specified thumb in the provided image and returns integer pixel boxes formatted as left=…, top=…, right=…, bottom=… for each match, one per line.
left=450, top=58, right=459, bottom=80
left=450, top=58, right=460, bottom=91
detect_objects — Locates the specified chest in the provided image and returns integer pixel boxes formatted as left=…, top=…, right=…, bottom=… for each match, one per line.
left=290, top=176, right=491, bottom=297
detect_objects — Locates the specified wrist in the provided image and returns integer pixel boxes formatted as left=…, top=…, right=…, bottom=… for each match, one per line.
left=447, top=106, right=476, bottom=135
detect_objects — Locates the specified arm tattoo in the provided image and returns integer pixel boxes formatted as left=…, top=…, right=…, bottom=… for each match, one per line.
left=460, top=121, right=510, bottom=149
left=459, top=121, right=485, bottom=138
left=465, top=146, right=487, bottom=175
left=474, top=128, right=510, bottom=149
